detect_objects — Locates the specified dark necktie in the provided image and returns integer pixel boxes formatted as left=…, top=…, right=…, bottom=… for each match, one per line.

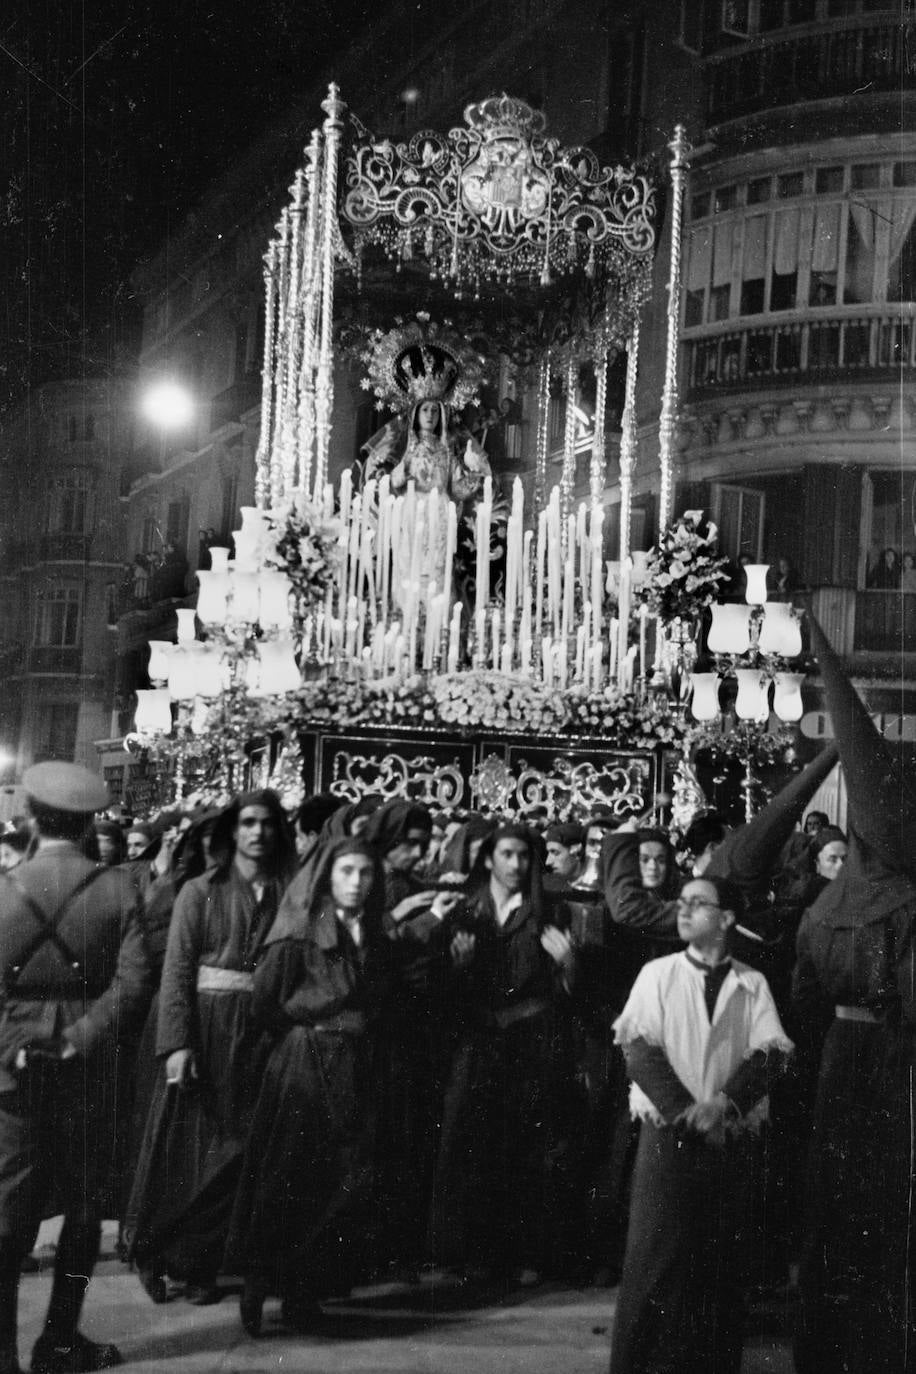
left=686, top=952, right=732, bottom=1023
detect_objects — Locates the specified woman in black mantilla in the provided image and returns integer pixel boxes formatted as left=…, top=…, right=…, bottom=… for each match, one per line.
left=127, top=790, right=296, bottom=1302
left=226, top=836, right=397, bottom=1336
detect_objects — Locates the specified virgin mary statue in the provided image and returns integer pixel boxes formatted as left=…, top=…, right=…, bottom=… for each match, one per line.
left=360, top=322, right=491, bottom=610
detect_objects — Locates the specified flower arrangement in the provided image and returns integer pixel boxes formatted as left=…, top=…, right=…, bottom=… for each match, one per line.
left=264, top=500, right=343, bottom=613
left=430, top=671, right=568, bottom=735
left=637, top=509, right=730, bottom=625
left=565, top=685, right=689, bottom=747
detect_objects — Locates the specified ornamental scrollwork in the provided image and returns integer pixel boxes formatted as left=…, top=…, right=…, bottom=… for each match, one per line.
left=513, top=756, right=652, bottom=821
left=330, top=750, right=466, bottom=808
left=341, top=95, right=657, bottom=295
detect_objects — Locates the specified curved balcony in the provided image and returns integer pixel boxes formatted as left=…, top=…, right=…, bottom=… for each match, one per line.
left=684, top=305, right=916, bottom=398
left=705, top=16, right=914, bottom=126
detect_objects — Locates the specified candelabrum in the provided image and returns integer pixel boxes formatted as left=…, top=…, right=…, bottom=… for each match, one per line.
left=687, top=565, right=805, bottom=820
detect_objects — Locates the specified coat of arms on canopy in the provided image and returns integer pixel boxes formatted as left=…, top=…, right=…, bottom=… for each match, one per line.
left=342, top=94, right=657, bottom=293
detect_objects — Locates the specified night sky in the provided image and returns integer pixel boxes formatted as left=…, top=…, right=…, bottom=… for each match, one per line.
left=0, top=0, right=380, bottom=409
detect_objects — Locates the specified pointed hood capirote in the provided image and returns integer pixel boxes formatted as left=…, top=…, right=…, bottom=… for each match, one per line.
left=266, top=836, right=386, bottom=945
left=803, top=614, right=916, bottom=926
left=807, top=612, right=916, bottom=877
left=706, top=743, right=839, bottom=893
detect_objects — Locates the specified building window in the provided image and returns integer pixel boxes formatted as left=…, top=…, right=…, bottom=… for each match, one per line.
left=84, top=414, right=95, bottom=441
left=684, top=156, right=909, bottom=329
left=37, top=704, right=79, bottom=762
left=68, top=416, right=77, bottom=442
left=37, top=586, right=81, bottom=647
left=47, top=472, right=92, bottom=534
left=713, top=484, right=765, bottom=561
left=165, top=498, right=189, bottom=551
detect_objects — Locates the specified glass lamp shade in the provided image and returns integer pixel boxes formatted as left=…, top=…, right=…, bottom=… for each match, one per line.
left=708, top=603, right=752, bottom=655
left=239, top=506, right=274, bottom=540
left=195, top=643, right=226, bottom=699
left=228, top=570, right=260, bottom=622
left=758, top=603, right=803, bottom=657
left=208, top=546, right=230, bottom=574
left=175, top=608, right=198, bottom=644
left=772, top=671, right=805, bottom=722
left=631, top=551, right=650, bottom=586
left=734, top=668, right=770, bottom=721
left=258, top=570, right=293, bottom=630
left=690, top=672, right=722, bottom=722
left=743, top=564, right=770, bottom=606
left=196, top=570, right=230, bottom=625
left=248, top=638, right=300, bottom=696
left=147, top=640, right=173, bottom=683
left=231, top=530, right=260, bottom=573
left=134, top=688, right=172, bottom=735
left=167, top=645, right=202, bottom=701
left=189, top=697, right=211, bottom=736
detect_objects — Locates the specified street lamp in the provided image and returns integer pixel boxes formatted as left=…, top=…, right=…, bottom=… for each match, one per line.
left=140, top=380, right=194, bottom=430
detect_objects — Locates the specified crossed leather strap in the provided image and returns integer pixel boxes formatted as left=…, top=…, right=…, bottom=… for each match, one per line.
left=1, top=868, right=105, bottom=993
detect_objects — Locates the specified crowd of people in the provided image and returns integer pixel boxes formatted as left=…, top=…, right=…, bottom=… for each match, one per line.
left=0, top=613, right=911, bottom=1373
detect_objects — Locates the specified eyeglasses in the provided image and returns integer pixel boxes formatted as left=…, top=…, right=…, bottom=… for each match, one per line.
left=677, top=895, right=721, bottom=913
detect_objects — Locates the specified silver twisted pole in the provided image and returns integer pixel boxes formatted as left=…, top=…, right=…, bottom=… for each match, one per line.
left=657, top=123, right=690, bottom=538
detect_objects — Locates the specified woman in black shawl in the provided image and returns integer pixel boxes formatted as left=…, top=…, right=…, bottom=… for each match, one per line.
left=227, top=835, right=395, bottom=1335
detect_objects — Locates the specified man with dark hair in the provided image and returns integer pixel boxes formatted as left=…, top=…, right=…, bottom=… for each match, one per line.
left=293, top=794, right=344, bottom=865
left=544, top=822, right=586, bottom=887
left=0, top=762, right=152, bottom=1374
left=681, top=813, right=729, bottom=876
left=129, top=791, right=296, bottom=1305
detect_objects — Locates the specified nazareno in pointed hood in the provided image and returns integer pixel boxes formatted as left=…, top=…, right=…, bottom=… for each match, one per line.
left=803, top=613, right=916, bottom=927
left=706, top=742, right=839, bottom=894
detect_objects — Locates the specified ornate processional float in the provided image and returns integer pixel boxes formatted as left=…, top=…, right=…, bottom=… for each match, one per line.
left=132, top=88, right=806, bottom=822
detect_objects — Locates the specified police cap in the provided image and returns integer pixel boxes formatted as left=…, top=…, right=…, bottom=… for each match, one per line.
left=22, top=762, right=111, bottom=815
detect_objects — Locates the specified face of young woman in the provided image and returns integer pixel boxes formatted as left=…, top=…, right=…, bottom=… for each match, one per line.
left=639, top=840, right=668, bottom=891
left=329, top=853, right=376, bottom=911
left=417, top=401, right=439, bottom=433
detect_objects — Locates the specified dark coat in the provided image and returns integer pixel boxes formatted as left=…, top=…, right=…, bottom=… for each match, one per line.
left=0, top=842, right=151, bottom=1083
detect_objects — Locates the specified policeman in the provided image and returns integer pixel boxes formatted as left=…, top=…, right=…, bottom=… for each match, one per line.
left=0, top=763, right=152, bottom=1374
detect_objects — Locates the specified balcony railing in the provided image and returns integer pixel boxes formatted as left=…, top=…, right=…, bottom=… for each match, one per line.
left=208, top=375, right=262, bottom=433
left=38, top=532, right=91, bottom=562
left=684, top=307, right=916, bottom=397
left=28, top=646, right=83, bottom=674
left=855, top=591, right=916, bottom=654
left=705, top=17, right=914, bottom=125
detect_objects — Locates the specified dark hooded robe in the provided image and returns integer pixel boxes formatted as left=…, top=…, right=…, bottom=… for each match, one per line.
left=793, top=617, right=916, bottom=1374
left=126, top=790, right=296, bottom=1289
left=225, top=837, right=396, bottom=1302
left=428, top=824, right=577, bottom=1275
left=358, top=800, right=457, bottom=1273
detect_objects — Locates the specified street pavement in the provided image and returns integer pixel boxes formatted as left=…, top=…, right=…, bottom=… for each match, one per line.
left=16, top=1253, right=795, bottom=1373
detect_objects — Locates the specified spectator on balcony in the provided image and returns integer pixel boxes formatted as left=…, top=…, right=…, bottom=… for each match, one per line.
left=768, top=556, right=803, bottom=601
left=131, top=555, right=151, bottom=607
left=866, top=546, right=900, bottom=589
left=153, top=540, right=189, bottom=601
left=900, top=550, right=916, bottom=593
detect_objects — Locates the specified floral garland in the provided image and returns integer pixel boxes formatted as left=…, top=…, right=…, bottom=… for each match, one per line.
left=638, top=509, right=730, bottom=625
left=264, top=500, right=343, bottom=613
left=565, top=685, right=689, bottom=747
left=430, top=671, right=568, bottom=734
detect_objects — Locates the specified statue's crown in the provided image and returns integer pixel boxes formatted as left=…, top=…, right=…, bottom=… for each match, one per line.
left=395, top=343, right=460, bottom=404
